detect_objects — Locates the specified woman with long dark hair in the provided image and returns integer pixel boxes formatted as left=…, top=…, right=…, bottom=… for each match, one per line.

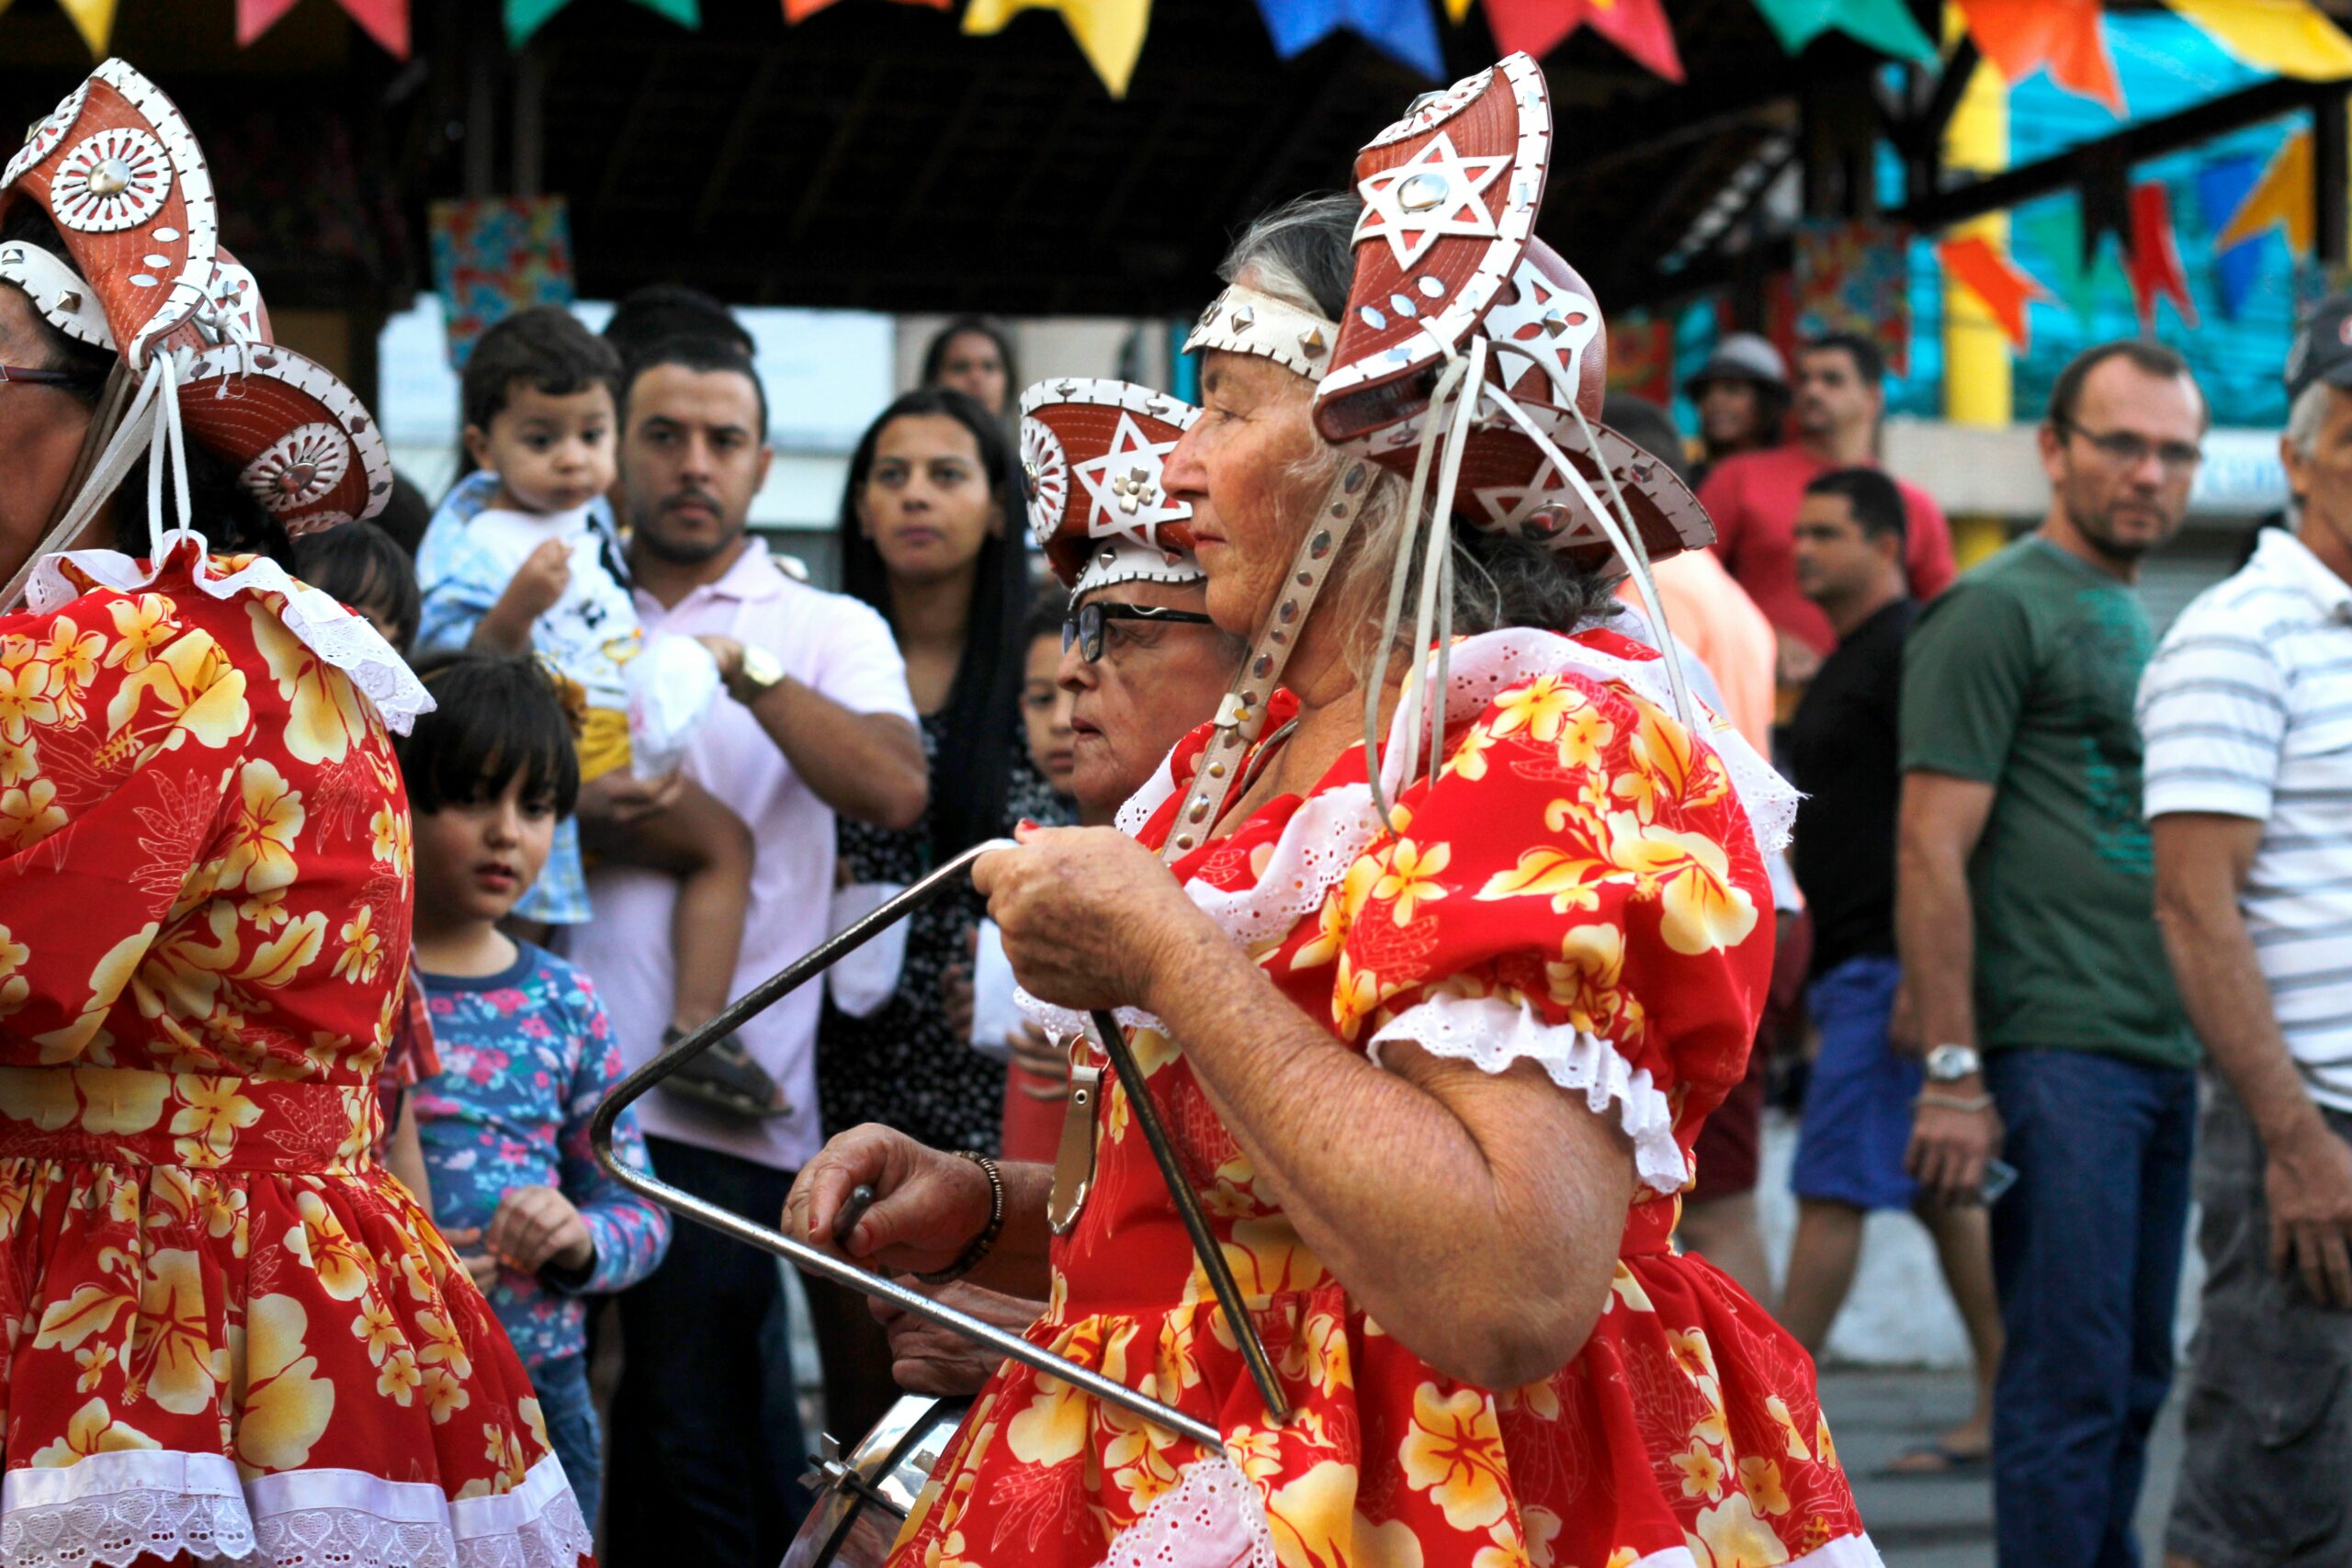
left=810, top=386, right=1056, bottom=1436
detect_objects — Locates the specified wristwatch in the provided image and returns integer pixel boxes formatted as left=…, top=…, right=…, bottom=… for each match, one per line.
left=735, top=642, right=785, bottom=701
left=1924, top=1043, right=1983, bottom=1083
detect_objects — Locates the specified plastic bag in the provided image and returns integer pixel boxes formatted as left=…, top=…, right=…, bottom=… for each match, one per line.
left=626, top=633, right=721, bottom=780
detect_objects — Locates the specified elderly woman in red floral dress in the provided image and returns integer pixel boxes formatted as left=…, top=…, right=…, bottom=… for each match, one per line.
left=787, top=60, right=1875, bottom=1568
left=0, top=62, right=591, bottom=1565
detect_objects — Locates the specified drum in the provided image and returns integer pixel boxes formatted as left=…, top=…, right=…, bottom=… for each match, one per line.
left=783, top=1395, right=972, bottom=1568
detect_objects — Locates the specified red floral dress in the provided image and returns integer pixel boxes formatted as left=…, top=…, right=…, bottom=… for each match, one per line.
left=0, top=541, right=591, bottom=1567
left=893, top=626, right=1874, bottom=1568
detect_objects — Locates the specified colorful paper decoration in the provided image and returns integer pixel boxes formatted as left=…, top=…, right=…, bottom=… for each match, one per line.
left=1956, top=0, right=2124, bottom=115
left=2217, top=127, right=2314, bottom=254
left=2016, top=198, right=2106, bottom=321
left=2126, top=179, right=2199, bottom=332
left=966, top=0, right=1153, bottom=94
left=1442, top=0, right=1469, bottom=21
left=2165, top=0, right=2352, bottom=80
left=1793, top=220, right=1912, bottom=378
left=237, top=0, right=410, bottom=55
left=2195, top=152, right=2265, bottom=319
left=1606, top=311, right=1676, bottom=405
left=1746, top=0, right=1938, bottom=66
left=1249, top=0, right=1443, bottom=80
left=1939, top=233, right=2053, bottom=350
left=0, top=0, right=119, bottom=57
left=1482, top=0, right=1681, bottom=80
left=504, top=0, right=699, bottom=48
left=428, top=196, right=575, bottom=369
left=786, top=0, right=946, bottom=19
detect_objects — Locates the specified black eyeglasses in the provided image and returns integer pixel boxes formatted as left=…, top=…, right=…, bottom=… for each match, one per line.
left=2057, top=419, right=2202, bottom=474
left=0, top=365, right=100, bottom=389
left=1061, top=601, right=1217, bottom=662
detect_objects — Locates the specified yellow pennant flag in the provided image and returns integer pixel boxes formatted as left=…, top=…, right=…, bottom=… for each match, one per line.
left=0, top=0, right=119, bottom=56
left=1445, top=0, right=1472, bottom=23
left=963, top=0, right=1149, bottom=97
left=2219, top=128, right=2315, bottom=253
left=2165, top=0, right=2352, bottom=79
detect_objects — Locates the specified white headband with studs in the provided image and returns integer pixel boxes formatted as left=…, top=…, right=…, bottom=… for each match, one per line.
left=1182, top=285, right=1337, bottom=381
left=0, top=240, right=114, bottom=349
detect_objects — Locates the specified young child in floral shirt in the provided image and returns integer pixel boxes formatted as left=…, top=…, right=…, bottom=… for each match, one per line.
left=397, top=654, right=670, bottom=1524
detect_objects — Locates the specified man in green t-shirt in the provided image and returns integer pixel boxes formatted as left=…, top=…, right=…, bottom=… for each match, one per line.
left=1897, top=340, right=2202, bottom=1568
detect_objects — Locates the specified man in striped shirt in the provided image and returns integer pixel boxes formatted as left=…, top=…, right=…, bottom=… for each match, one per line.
left=2143, top=293, right=2352, bottom=1568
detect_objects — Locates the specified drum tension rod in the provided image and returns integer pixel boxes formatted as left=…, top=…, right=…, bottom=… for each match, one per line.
left=589, top=839, right=1222, bottom=1452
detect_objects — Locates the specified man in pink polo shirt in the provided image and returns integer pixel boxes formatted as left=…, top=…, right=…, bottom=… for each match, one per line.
left=1699, top=332, right=1955, bottom=684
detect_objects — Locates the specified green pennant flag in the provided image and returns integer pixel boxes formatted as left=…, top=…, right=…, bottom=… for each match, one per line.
left=1747, top=0, right=1938, bottom=65
left=506, top=0, right=700, bottom=48
left=2014, top=199, right=2126, bottom=324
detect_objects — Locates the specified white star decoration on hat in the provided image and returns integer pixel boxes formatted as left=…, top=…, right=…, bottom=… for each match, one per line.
left=1354, top=131, right=1510, bottom=272
left=1481, top=265, right=1600, bottom=408
left=1475, top=463, right=1602, bottom=547
left=1073, top=412, right=1185, bottom=543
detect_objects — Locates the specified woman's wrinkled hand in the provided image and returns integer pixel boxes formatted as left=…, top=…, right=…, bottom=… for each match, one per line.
left=781, top=1124, right=993, bottom=1278
left=971, top=824, right=1204, bottom=1013
left=870, top=1280, right=1044, bottom=1396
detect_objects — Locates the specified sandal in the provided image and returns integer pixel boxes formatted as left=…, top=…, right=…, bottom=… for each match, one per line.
left=658, top=1026, right=791, bottom=1120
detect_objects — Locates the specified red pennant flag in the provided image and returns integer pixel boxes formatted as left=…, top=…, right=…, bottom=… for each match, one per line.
left=1939, top=233, right=2054, bottom=351
left=238, top=0, right=409, bottom=55
left=783, top=0, right=945, bottom=21
left=2125, top=179, right=2198, bottom=332
left=1956, top=0, right=2122, bottom=114
left=1485, top=0, right=1682, bottom=81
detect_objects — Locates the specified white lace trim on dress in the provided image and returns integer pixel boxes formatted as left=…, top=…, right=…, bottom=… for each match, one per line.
left=26, top=529, right=434, bottom=736
left=1095, top=1454, right=1275, bottom=1568
left=0, top=1449, right=592, bottom=1568
left=1623, top=1528, right=1885, bottom=1568
left=1369, top=995, right=1685, bottom=1195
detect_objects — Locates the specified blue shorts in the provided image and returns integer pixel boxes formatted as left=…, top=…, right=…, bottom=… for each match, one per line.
left=1791, top=953, right=1920, bottom=1212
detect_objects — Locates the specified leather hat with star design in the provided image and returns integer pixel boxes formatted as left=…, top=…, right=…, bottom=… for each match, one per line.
left=1020, top=377, right=1201, bottom=589
left=3, top=60, right=391, bottom=536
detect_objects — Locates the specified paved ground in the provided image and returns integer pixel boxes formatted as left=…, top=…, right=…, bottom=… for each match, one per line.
left=1824, top=1365, right=2186, bottom=1566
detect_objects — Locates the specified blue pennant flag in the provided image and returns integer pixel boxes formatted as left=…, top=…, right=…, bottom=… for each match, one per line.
left=1251, top=0, right=1443, bottom=80
left=2196, top=153, right=2264, bottom=321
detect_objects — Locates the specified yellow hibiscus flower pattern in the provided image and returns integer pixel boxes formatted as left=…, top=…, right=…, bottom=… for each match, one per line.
left=890, top=641, right=1867, bottom=1568
left=0, top=547, right=571, bottom=1533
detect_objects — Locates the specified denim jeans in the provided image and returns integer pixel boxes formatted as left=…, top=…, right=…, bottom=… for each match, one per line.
left=1986, top=1048, right=2196, bottom=1568
left=533, top=1353, right=600, bottom=1528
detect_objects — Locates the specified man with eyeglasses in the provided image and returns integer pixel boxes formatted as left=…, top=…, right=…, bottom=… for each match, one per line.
left=1897, top=340, right=2204, bottom=1568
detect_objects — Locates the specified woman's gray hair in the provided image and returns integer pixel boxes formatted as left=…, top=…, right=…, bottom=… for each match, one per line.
left=1211, top=196, right=1621, bottom=677
left=2288, top=378, right=2335, bottom=459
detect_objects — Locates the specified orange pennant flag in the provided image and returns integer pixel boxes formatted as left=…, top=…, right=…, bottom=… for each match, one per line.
left=2217, top=128, right=2314, bottom=253
left=784, top=0, right=945, bottom=21
left=1939, top=233, right=2054, bottom=351
left=1956, top=0, right=2124, bottom=115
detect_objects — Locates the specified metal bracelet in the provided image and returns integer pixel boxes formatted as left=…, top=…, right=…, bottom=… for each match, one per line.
left=1915, top=1091, right=1996, bottom=1113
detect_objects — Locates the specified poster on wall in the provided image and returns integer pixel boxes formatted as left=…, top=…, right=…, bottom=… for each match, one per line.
left=428, top=195, right=575, bottom=369
left=1794, top=219, right=1911, bottom=378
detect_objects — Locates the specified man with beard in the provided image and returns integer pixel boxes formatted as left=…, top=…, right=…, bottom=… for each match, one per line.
left=1698, top=333, right=1955, bottom=684
left=1898, top=341, right=2205, bottom=1568
left=566, top=335, right=930, bottom=1566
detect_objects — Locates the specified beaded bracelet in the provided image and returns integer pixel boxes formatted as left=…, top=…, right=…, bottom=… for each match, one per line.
left=917, top=1150, right=1005, bottom=1285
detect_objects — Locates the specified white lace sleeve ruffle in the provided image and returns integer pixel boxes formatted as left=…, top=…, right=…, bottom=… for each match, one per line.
left=1097, top=1453, right=1276, bottom=1568
left=0, top=1448, right=593, bottom=1568
left=1369, top=994, right=1686, bottom=1195
left=27, top=530, right=434, bottom=735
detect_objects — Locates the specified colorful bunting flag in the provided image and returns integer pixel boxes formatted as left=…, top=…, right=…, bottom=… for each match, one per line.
left=966, top=0, right=1153, bottom=95
left=1745, top=0, right=1939, bottom=66
left=0, top=0, right=119, bottom=57
left=2015, top=199, right=2104, bottom=321
left=238, top=0, right=410, bottom=56
left=1939, top=233, right=2053, bottom=350
left=1442, top=0, right=1469, bottom=21
left=1481, top=0, right=1681, bottom=80
left=786, top=0, right=946, bottom=18
left=1955, top=0, right=2124, bottom=115
left=2217, top=128, right=2314, bottom=254
left=1249, top=0, right=1442, bottom=80
left=2195, top=152, right=2265, bottom=319
left=505, top=0, right=699, bottom=48
left=2126, top=179, right=2198, bottom=332
left=2165, top=0, right=2352, bottom=80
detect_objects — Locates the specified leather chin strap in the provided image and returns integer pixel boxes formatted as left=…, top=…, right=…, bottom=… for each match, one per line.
left=1, top=359, right=134, bottom=613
